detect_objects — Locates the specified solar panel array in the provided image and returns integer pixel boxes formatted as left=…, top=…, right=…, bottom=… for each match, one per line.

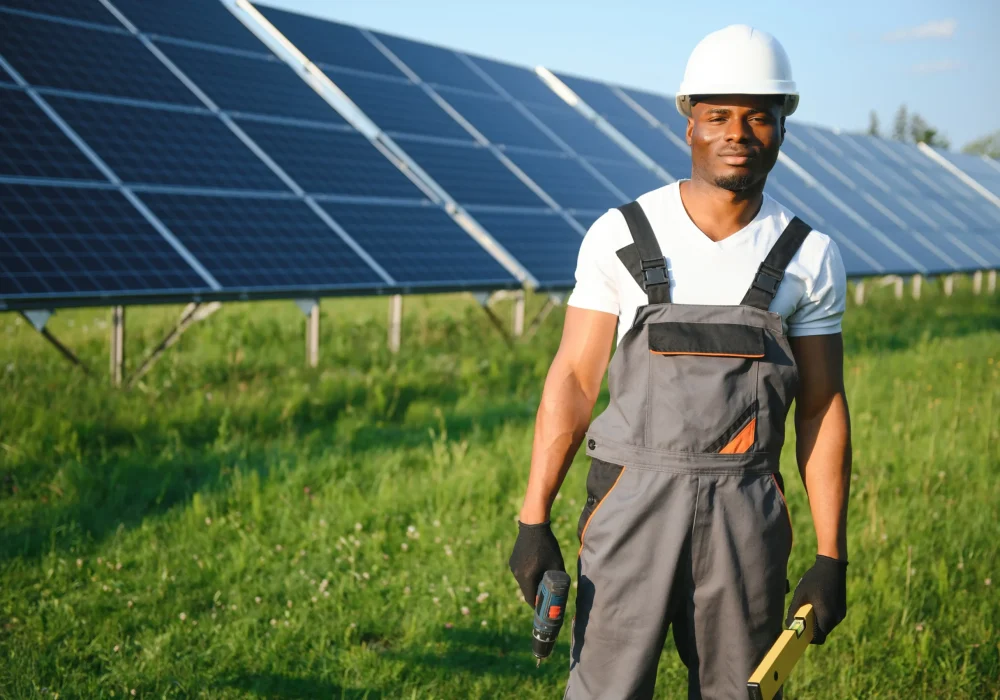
left=2, top=0, right=998, bottom=312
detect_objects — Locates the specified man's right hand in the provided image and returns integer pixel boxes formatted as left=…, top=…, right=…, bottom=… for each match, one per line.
left=508, top=521, right=566, bottom=606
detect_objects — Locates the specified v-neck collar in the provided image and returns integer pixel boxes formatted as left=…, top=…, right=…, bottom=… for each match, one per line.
left=671, top=180, right=773, bottom=252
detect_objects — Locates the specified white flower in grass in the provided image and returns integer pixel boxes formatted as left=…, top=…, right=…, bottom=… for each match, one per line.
left=986, top=578, right=992, bottom=586
left=255, top=596, right=262, bottom=604
left=400, top=543, right=409, bottom=552
left=433, top=520, right=441, bottom=528
left=461, top=606, right=470, bottom=616
left=179, top=612, right=187, bottom=621
left=113, top=645, right=120, bottom=652
left=76, top=559, right=83, bottom=568
left=270, top=619, right=277, bottom=626
left=287, top=600, right=293, bottom=608
left=403, top=587, right=411, bottom=596
left=477, top=592, right=489, bottom=604
left=481, top=620, right=488, bottom=627
left=432, top=597, right=440, bottom=606
left=354, top=522, right=363, bottom=532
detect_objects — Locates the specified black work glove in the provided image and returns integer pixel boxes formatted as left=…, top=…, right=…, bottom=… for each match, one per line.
left=508, top=521, right=565, bottom=606
left=786, top=555, right=848, bottom=644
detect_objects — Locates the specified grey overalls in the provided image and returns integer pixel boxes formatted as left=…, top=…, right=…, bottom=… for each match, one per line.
left=566, top=200, right=812, bottom=700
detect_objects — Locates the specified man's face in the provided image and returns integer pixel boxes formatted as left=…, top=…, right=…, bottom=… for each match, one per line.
left=686, top=95, right=784, bottom=192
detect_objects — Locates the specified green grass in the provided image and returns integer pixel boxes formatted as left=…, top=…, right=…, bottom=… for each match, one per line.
left=1, top=279, right=998, bottom=699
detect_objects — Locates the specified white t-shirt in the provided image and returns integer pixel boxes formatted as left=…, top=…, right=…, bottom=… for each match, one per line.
left=567, top=182, right=847, bottom=344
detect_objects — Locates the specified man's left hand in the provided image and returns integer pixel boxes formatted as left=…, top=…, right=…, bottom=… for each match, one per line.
left=786, top=554, right=848, bottom=644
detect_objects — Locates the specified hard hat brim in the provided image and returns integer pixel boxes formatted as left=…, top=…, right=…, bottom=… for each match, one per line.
left=675, top=93, right=799, bottom=118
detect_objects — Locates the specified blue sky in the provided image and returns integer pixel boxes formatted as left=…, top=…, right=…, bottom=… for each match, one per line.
left=261, top=0, right=999, bottom=149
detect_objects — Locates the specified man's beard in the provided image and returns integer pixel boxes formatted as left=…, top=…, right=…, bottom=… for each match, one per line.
left=714, top=172, right=757, bottom=192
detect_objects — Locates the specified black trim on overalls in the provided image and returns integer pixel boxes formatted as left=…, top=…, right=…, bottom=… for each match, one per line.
left=740, top=216, right=813, bottom=310
left=616, top=201, right=671, bottom=304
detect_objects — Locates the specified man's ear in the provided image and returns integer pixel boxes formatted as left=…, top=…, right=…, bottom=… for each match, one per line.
left=686, top=118, right=694, bottom=146
left=780, top=117, right=786, bottom=145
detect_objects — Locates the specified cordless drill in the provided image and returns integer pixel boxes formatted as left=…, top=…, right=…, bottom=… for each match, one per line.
left=532, top=570, right=571, bottom=667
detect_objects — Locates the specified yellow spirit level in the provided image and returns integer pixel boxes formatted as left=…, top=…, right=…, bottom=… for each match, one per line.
left=747, top=604, right=815, bottom=700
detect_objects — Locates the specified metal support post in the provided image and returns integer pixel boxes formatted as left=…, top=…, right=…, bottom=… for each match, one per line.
left=943, top=274, right=954, bottom=297
left=110, top=306, right=125, bottom=387
left=513, top=291, right=525, bottom=338
left=19, top=310, right=90, bottom=375
left=853, top=281, right=866, bottom=306
left=523, top=294, right=564, bottom=342
left=306, top=302, right=320, bottom=368
left=988, top=270, right=997, bottom=294
left=912, top=274, right=922, bottom=300
left=388, top=294, right=403, bottom=353
left=126, top=302, right=221, bottom=388
left=972, top=270, right=983, bottom=295
left=472, top=292, right=514, bottom=347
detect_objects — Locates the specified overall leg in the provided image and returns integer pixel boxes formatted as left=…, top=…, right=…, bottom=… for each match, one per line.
left=564, top=468, right=698, bottom=700
left=687, top=473, right=792, bottom=700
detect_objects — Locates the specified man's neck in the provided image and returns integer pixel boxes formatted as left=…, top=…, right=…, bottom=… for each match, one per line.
left=678, top=179, right=765, bottom=242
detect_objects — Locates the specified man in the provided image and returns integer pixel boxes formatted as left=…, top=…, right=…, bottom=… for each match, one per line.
left=508, top=25, right=852, bottom=699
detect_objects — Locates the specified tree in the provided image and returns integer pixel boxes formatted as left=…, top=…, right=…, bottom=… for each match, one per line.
left=867, top=110, right=880, bottom=137
left=892, top=104, right=908, bottom=141
left=962, top=130, right=1000, bottom=159
left=909, top=113, right=950, bottom=149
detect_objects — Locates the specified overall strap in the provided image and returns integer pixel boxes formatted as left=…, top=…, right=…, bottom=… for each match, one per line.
left=617, top=200, right=671, bottom=304
left=741, top=216, right=813, bottom=309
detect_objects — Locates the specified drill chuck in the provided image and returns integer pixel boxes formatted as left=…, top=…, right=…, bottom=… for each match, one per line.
left=531, top=570, right=571, bottom=663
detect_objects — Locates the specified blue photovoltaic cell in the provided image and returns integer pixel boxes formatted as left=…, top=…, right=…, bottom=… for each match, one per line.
left=934, top=149, right=1000, bottom=199
left=467, top=55, right=568, bottom=110
left=234, top=119, right=427, bottom=199
left=110, top=0, right=267, bottom=54
left=330, top=72, right=471, bottom=141
left=318, top=202, right=516, bottom=286
left=587, top=160, right=665, bottom=202
left=469, top=211, right=583, bottom=288
left=392, top=137, right=544, bottom=208
left=434, top=88, right=556, bottom=151
left=527, top=103, right=630, bottom=161
left=555, top=73, right=644, bottom=122
left=620, top=87, right=691, bottom=138
left=0, top=86, right=104, bottom=181
left=505, top=150, right=624, bottom=211
left=603, top=112, right=689, bottom=180
left=255, top=5, right=404, bottom=78
left=573, top=211, right=605, bottom=230
left=48, top=95, right=287, bottom=191
left=0, top=61, right=12, bottom=84
left=0, top=183, right=207, bottom=299
left=0, top=1, right=117, bottom=26
left=138, top=193, right=385, bottom=289
left=780, top=137, right=955, bottom=272
left=0, top=12, right=201, bottom=106
left=156, top=42, right=346, bottom=125
left=373, top=32, right=490, bottom=94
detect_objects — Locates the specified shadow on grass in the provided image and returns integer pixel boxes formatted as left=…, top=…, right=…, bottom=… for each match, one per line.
left=220, top=673, right=383, bottom=699
left=383, top=626, right=568, bottom=682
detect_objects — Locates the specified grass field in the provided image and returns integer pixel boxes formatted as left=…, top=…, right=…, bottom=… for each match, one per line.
left=1, top=280, right=998, bottom=699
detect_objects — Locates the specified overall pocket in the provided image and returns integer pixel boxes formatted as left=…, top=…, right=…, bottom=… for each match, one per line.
left=577, top=458, right=624, bottom=545
left=647, top=322, right=763, bottom=453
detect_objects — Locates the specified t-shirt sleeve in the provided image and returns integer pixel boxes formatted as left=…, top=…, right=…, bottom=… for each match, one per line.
left=787, top=235, right=847, bottom=337
left=566, top=211, right=622, bottom=316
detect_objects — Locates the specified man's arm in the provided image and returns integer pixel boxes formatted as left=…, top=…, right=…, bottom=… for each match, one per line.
left=786, top=332, right=852, bottom=643
left=789, top=332, right=852, bottom=560
left=519, top=306, right=619, bottom=524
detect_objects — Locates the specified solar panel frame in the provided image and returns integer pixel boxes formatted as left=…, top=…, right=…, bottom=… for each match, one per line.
left=930, top=148, right=1000, bottom=200
left=432, top=88, right=558, bottom=151
left=107, top=0, right=269, bottom=54
left=502, top=149, right=626, bottom=212
left=371, top=31, right=493, bottom=95
left=0, top=1, right=118, bottom=27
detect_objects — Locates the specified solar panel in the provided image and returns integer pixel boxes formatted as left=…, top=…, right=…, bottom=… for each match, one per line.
left=47, top=95, right=287, bottom=191
left=0, top=183, right=207, bottom=299
left=555, top=73, right=648, bottom=123
left=0, top=11, right=201, bottom=106
left=234, top=119, right=427, bottom=199
left=109, top=0, right=267, bottom=54
left=373, top=32, right=491, bottom=94
left=391, top=137, right=544, bottom=208
left=467, top=55, right=568, bottom=109
left=588, top=160, right=665, bottom=202
left=573, top=212, right=605, bottom=230
left=329, top=72, right=472, bottom=141
left=137, top=192, right=385, bottom=290
left=0, top=86, right=104, bottom=181
left=0, top=1, right=117, bottom=27
left=504, top=150, right=625, bottom=211
left=155, top=42, right=346, bottom=125
left=931, top=148, right=1000, bottom=199
left=467, top=211, right=583, bottom=288
left=527, top=103, right=631, bottom=161
left=619, top=87, right=691, bottom=137
left=599, top=112, right=688, bottom=180
left=255, top=5, right=404, bottom=78
left=433, top=88, right=556, bottom=151
left=316, top=201, right=516, bottom=286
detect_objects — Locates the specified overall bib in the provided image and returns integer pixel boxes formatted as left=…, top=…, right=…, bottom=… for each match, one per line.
left=566, top=201, right=812, bottom=700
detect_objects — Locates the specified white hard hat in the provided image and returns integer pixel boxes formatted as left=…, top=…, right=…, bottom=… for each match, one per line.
left=675, top=24, right=799, bottom=118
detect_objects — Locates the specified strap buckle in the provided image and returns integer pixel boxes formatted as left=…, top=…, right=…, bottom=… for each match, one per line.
left=751, top=262, right=784, bottom=295
left=641, top=257, right=669, bottom=288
